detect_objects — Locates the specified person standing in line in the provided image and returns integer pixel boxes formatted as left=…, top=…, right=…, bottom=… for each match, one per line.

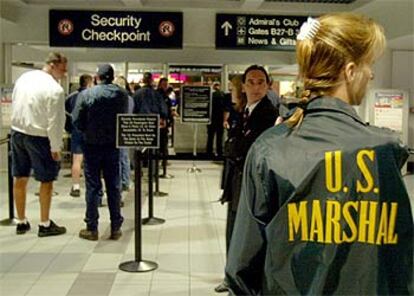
left=215, top=67, right=278, bottom=293
left=157, top=77, right=173, bottom=174
left=113, top=75, right=134, bottom=194
left=226, top=13, right=412, bottom=295
left=215, top=75, right=246, bottom=293
left=73, top=64, right=128, bottom=241
left=133, top=72, right=168, bottom=169
left=206, top=82, right=226, bottom=159
left=133, top=72, right=168, bottom=122
left=11, top=52, right=68, bottom=237
left=65, top=74, right=93, bottom=197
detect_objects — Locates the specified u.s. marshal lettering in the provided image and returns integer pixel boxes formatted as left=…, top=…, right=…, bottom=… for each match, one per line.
left=287, top=149, right=399, bottom=245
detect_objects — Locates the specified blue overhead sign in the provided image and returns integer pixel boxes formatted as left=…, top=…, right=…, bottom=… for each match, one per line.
left=49, top=10, right=183, bottom=49
left=216, top=13, right=307, bottom=51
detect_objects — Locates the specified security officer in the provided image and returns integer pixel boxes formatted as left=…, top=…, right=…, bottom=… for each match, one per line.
left=226, top=13, right=413, bottom=295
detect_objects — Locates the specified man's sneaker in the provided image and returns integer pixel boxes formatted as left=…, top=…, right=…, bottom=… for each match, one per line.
left=109, top=229, right=122, bottom=240
left=70, top=187, right=80, bottom=197
left=16, top=222, right=31, bottom=235
left=38, top=220, right=66, bottom=237
left=79, top=229, right=99, bottom=241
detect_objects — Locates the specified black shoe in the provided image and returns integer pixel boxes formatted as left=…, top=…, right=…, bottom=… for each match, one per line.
left=16, top=222, right=31, bottom=235
left=120, top=200, right=125, bottom=208
left=79, top=229, right=99, bottom=241
left=121, top=185, right=130, bottom=192
left=109, top=229, right=122, bottom=240
left=38, top=220, right=66, bottom=237
left=214, top=281, right=229, bottom=293
left=70, top=187, right=80, bottom=197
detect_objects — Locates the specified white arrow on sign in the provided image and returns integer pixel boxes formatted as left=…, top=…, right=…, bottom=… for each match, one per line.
left=221, top=21, right=232, bottom=36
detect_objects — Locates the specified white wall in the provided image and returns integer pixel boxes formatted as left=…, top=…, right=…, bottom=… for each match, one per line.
left=392, top=50, right=414, bottom=158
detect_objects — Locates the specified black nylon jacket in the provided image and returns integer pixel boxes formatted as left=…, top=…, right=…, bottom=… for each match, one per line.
left=225, top=97, right=413, bottom=295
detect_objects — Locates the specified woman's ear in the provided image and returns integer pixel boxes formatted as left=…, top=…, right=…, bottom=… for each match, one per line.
left=344, top=62, right=357, bottom=83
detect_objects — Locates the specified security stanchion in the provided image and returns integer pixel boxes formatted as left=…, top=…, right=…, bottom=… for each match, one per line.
left=142, top=149, right=165, bottom=225
left=1, top=134, right=16, bottom=226
left=119, top=149, right=158, bottom=272
left=154, top=149, right=168, bottom=197
left=188, top=124, right=201, bottom=173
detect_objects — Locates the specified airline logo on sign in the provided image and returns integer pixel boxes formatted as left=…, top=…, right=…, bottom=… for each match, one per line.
left=216, top=13, right=308, bottom=51
left=50, top=10, right=183, bottom=49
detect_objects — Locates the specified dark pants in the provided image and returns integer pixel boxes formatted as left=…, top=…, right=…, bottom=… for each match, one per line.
left=159, top=127, right=169, bottom=169
left=207, top=125, right=224, bottom=157
left=83, top=144, right=123, bottom=232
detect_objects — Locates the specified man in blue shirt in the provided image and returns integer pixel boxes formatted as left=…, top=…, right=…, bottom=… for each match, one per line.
left=73, top=64, right=128, bottom=241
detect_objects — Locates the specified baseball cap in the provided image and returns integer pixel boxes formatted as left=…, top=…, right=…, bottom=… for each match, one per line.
left=97, top=64, right=114, bottom=82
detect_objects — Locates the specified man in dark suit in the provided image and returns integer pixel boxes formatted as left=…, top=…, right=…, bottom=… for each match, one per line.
left=215, top=65, right=278, bottom=293
left=240, top=65, right=279, bottom=157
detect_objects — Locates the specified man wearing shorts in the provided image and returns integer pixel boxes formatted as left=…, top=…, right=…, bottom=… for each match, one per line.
left=65, top=74, right=93, bottom=197
left=11, top=52, right=67, bottom=237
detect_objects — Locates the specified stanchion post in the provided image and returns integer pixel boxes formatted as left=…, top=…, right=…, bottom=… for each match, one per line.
left=142, top=149, right=165, bottom=225
left=154, top=149, right=168, bottom=197
left=7, top=134, right=14, bottom=220
left=188, top=124, right=201, bottom=173
left=1, top=134, right=16, bottom=226
left=119, top=149, right=158, bottom=272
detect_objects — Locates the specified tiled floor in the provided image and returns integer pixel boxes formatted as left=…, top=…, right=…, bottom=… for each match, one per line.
left=0, top=161, right=413, bottom=296
left=0, top=161, right=227, bottom=296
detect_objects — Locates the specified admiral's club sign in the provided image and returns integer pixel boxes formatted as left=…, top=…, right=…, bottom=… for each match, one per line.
left=49, top=10, right=183, bottom=49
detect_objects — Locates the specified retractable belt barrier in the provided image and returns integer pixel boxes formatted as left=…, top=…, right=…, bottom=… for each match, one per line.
left=0, top=134, right=15, bottom=226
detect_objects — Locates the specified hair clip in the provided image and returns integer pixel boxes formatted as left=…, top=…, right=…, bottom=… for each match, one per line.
left=297, top=17, right=320, bottom=41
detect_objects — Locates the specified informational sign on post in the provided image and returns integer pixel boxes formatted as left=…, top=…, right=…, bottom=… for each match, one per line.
left=216, top=13, right=307, bottom=51
left=366, top=89, right=409, bottom=148
left=0, top=86, right=13, bottom=130
left=50, top=10, right=183, bottom=49
left=373, top=91, right=404, bottom=132
left=116, top=114, right=159, bottom=148
left=180, top=86, right=212, bottom=123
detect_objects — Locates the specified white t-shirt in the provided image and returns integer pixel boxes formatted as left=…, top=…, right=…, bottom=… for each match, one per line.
left=11, top=70, right=65, bottom=152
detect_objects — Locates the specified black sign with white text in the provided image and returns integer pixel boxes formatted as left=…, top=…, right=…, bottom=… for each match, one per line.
left=50, top=10, right=182, bottom=48
left=216, top=14, right=307, bottom=51
left=117, top=114, right=159, bottom=148
left=181, top=86, right=212, bottom=124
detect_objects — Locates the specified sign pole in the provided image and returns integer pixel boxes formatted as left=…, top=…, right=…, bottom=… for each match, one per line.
left=117, top=114, right=161, bottom=271
left=119, top=149, right=158, bottom=272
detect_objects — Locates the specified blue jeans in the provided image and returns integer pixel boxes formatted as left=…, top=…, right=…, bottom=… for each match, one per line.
left=119, top=148, right=130, bottom=189
left=83, top=144, right=123, bottom=231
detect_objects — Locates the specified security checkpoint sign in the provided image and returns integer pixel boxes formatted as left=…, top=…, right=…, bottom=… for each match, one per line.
left=49, top=10, right=182, bottom=48
left=216, top=14, right=307, bottom=51
left=116, top=114, right=160, bottom=148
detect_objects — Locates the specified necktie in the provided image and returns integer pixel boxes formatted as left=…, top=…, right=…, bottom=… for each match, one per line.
left=244, top=107, right=249, bottom=119
left=243, top=107, right=249, bottom=131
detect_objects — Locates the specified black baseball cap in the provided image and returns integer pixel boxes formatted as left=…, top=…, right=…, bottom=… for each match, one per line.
left=97, top=64, right=114, bottom=82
